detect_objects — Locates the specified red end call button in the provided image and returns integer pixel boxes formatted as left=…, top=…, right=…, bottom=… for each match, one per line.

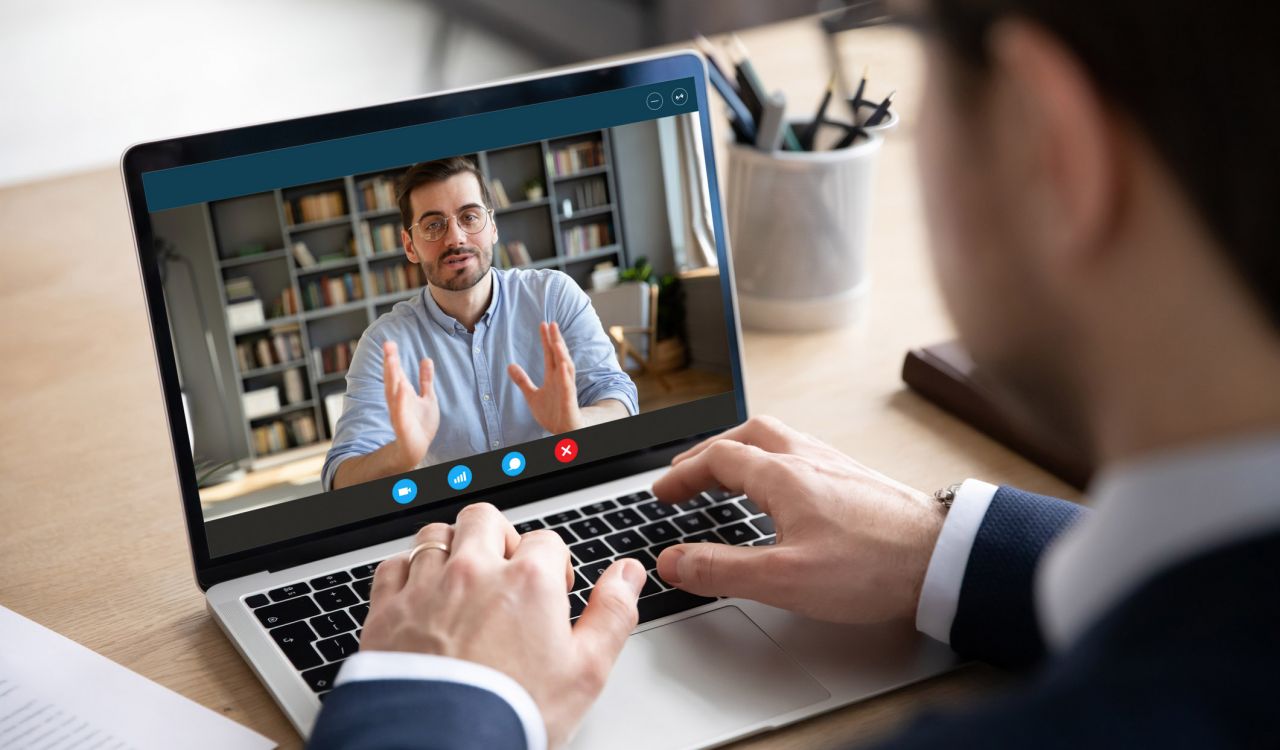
left=554, top=438, right=578, bottom=463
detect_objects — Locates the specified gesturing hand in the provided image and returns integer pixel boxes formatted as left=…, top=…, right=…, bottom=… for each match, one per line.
left=650, top=416, right=946, bottom=624
left=361, top=503, right=647, bottom=749
left=508, top=322, right=584, bottom=434
left=382, top=340, right=439, bottom=469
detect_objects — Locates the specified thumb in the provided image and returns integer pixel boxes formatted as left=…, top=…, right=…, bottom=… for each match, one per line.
left=573, top=559, right=644, bottom=685
left=418, top=357, right=435, bottom=397
left=507, top=363, right=538, bottom=399
left=656, top=543, right=774, bottom=599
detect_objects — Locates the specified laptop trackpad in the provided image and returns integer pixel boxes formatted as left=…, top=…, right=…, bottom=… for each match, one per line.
left=570, top=605, right=830, bottom=750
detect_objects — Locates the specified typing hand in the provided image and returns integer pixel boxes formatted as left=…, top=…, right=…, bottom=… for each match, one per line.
left=383, top=340, right=439, bottom=468
left=508, top=322, right=585, bottom=434
left=361, top=504, right=646, bottom=749
left=651, top=416, right=946, bottom=624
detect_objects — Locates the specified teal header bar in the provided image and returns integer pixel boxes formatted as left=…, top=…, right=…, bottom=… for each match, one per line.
left=142, top=77, right=699, bottom=212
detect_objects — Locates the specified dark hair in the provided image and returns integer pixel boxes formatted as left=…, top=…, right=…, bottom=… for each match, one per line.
left=925, top=0, right=1280, bottom=327
left=396, top=156, right=493, bottom=230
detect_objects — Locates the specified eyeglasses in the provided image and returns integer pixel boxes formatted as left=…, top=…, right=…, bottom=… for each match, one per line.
left=410, top=207, right=493, bottom=243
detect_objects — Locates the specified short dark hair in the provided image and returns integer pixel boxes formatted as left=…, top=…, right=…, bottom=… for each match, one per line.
left=396, top=156, right=493, bottom=230
left=925, top=0, right=1280, bottom=328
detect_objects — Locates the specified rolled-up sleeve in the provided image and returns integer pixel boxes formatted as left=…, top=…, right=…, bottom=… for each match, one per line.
left=321, top=331, right=397, bottom=491
left=552, top=276, right=639, bottom=416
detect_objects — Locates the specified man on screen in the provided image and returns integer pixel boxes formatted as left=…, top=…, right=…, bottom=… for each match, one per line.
left=323, top=157, right=637, bottom=491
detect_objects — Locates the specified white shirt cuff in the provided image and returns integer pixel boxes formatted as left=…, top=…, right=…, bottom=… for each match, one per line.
left=335, top=651, right=547, bottom=750
left=915, top=479, right=999, bottom=644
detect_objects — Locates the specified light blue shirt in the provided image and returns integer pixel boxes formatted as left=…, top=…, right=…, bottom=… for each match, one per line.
left=322, top=267, right=638, bottom=490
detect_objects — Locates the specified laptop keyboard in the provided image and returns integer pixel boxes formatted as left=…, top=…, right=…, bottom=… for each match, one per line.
left=240, top=488, right=775, bottom=700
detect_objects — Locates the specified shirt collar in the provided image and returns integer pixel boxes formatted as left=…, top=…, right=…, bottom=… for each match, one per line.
left=422, top=267, right=502, bottom=335
left=1036, top=431, right=1280, bottom=650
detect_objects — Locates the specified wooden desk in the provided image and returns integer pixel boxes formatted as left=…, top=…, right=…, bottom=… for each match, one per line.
left=0, top=17, right=1078, bottom=749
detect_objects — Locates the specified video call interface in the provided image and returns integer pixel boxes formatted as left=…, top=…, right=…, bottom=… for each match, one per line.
left=143, top=77, right=741, bottom=557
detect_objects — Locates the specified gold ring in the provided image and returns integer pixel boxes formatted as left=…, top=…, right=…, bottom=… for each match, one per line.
left=407, top=541, right=450, bottom=567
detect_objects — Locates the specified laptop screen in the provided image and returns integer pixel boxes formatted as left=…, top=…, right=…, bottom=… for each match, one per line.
left=134, top=59, right=741, bottom=562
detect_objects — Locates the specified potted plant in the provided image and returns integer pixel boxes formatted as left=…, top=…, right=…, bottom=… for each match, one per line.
left=620, top=257, right=687, bottom=372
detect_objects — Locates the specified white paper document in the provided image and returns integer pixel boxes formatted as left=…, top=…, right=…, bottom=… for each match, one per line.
left=0, top=605, right=274, bottom=749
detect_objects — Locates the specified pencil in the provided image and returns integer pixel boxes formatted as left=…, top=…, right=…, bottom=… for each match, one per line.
left=801, top=72, right=837, bottom=151
left=730, top=35, right=804, bottom=151
left=849, top=65, right=868, bottom=126
left=865, top=90, right=895, bottom=127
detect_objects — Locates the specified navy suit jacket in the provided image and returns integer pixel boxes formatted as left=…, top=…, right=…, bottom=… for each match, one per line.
left=309, top=487, right=1280, bottom=748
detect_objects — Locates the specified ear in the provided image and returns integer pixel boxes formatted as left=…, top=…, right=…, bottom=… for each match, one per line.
left=402, top=228, right=419, bottom=263
left=988, top=19, right=1120, bottom=266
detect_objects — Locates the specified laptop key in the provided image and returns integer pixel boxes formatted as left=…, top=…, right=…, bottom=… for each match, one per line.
left=681, top=531, right=719, bottom=544
left=602, top=508, right=644, bottom=529
left=640, top=575, right=663, bottom=598
left=268, top=582, right=311, bottom=602
left=738, top=497, right=763, bottom=516
left=708, top=504, right=748, bottom=525
left=548, top=526, right=578, bottom=545
left=618, top=549, right=658, bottom=571
left=604, top=530, right=646, bottom=554
left=569, top=517, right=611, bottom=540
left=301, top=661, right=343, bottom=692
left=649, top=540, right=678, bottom=557
left=316, top=633, right=359, bottom=662
left=578, top=561, right=611, bottom=585
left=351, top=577, right=372, bottom=601
left=750, top=515, right=776, bottom=536
left=349, top=563, right=380, bottom=580
left=637, top=501, right=678, bottom=521
left=543, top=509, right=582, bottom=526
left=617, top=490, right=655, bottom=505
left=572, top=571, right=589, bottom=592
left=718, top=522, right=760, bottom=545
left=639, top=520, right=679, bottom=545
left=349, top=604, right=369, bottom=625
left=514, top=519, right=545, bottom=534
left=309, top=572, right=352, bottom=591
left=753, top=536, right=777, bottom=546
left=703, top=488, right=742, bottom=503
left=570, top=539, right=613, bottom=564
left=310, top=611, right=357, bottom=638
left=580, top=499, right=617, bottom=515
left=245, top=593, right=270, bottom=609
left=256, top=597, right=320, bottom=628
left=672, top=511, right=714, bottom=535
left=569, top=593, right=587, bottom=619
left=637, top=590, right=716, bottom=624
left=315, top=585, right=359, bottom=612
left=675, top=495, right=711, bottom=511
left=269, top=621, right=322, bottom=670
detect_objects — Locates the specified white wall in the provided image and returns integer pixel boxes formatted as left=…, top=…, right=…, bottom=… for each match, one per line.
left=0, top=0, right=539, bottom=187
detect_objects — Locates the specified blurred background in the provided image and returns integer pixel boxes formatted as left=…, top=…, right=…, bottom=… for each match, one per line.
left=0, top=0, right=827, bottom=188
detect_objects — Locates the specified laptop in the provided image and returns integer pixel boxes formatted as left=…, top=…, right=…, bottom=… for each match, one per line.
left=121, top=51, right=957, bottom=748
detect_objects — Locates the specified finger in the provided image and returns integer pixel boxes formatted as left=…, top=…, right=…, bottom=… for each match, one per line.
left=418, top=357, right=435, bottom=398
left=541, top=321, right=556, bottom=374
left=672, top=415, right=805, bottom=465
left=574, top=559, right=645, bottom=685
left=656, top=542, right=781, bottom=600
left=550, top=322, right=573, bottom=372
left=383, top=341, right=403, bottom=402
left=510, top=529, right=574, bottom=592
left=450, top=502, right=520, bottom=562
left=652, top=439, right=775, bottom=512
left=507, top=363, right=538, bottom=399
left=369, top=554, right=410, bottom=604
left=404, top=522, right=454, bottom=587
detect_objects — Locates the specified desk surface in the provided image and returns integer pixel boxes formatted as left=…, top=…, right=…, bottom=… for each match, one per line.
left=0, top=17, right=1077, bottom=749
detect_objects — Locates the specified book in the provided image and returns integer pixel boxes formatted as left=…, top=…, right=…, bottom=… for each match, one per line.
left=223, top=276, right=256, bottom=302
left=291, top=241, right=317, bottom=268
left=491, top=179, right=511, bottom=209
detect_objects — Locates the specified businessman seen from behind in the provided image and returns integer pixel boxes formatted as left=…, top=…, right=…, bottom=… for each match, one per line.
left=311, top=0, right=1280, bottom=747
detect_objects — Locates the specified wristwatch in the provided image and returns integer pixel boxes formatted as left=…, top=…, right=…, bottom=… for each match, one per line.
left=933, top=482, right=964, bottom=511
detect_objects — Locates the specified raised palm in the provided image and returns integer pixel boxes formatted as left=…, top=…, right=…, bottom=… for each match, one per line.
left=383, top=340, right=439, bottom=466
left=508, top=322, right=583, bottom=434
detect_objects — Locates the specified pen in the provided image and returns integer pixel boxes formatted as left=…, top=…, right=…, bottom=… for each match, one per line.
left=849, top=66, right=869, bottom=126
left=865, top=91, right=895, bottom=127
left=730, top=35, right=804, bottom=151
left=704, top=55, right=758, bottom=144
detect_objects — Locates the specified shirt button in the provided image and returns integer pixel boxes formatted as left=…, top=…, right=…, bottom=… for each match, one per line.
left=473, top=346, right=481, bottom=354
left=491, top=440, right=500, bottom=448
left=482, top=393, right=491, bottom=401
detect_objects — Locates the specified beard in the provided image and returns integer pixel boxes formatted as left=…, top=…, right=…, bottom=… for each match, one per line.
left=426, top=244, right=493, bottom=291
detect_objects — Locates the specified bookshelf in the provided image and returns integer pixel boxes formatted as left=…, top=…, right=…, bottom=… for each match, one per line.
left=203, top=129, right=628, bottom=468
